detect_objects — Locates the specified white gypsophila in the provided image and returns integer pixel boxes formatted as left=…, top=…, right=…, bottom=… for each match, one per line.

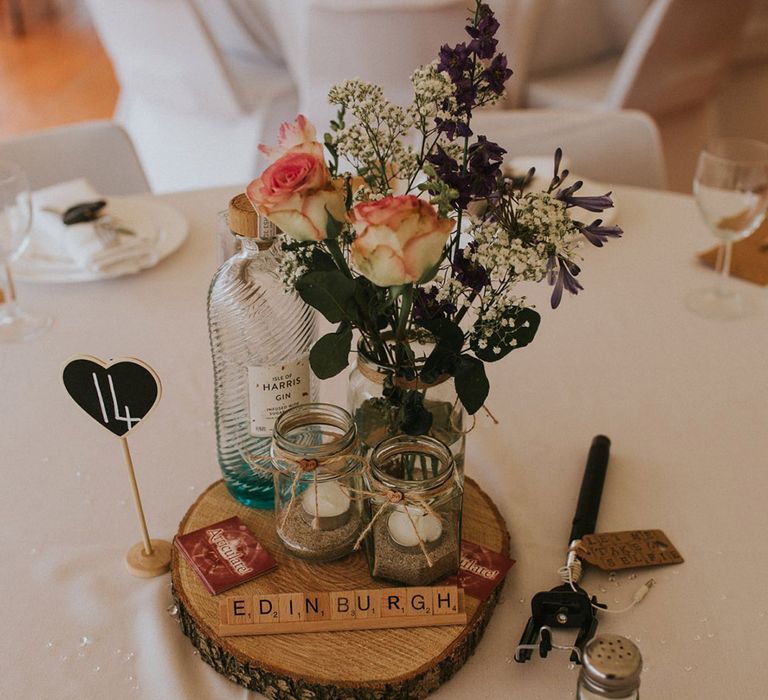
left=470, top=291, right=533, bottom=354
left=516, top=192, right=583, bottom=259
left=434, top=276, right=466, bottom=306
left=410, top=61, right=458, bottom=120
left=276, top=237, right=311, bottom=288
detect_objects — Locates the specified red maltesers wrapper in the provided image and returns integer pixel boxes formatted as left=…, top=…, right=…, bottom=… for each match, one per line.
left=444, top=540, right=516, bottom=600
left=174, top=516, right=277, bottom=595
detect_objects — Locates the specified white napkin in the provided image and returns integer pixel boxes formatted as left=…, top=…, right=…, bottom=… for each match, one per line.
left=29, top=179, right=156, bottom=274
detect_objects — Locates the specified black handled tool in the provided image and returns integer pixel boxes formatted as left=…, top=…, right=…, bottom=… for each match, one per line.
left=515, top=436, right=610, bottom=664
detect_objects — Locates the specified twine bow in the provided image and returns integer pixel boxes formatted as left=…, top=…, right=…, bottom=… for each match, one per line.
left=348, top=485, right=443, bottom=568
left=241, top=446, right=364, bottom=531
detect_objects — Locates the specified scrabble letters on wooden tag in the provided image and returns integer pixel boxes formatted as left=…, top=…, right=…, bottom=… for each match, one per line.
left=578, top=529, right=684, bottom=570
left=219, top=585, right=466, bottom=636
left=62, top=356, right=161, bottom=438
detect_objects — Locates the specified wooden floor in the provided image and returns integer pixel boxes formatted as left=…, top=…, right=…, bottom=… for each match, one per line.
left=0, top=11, right=118, bottom=137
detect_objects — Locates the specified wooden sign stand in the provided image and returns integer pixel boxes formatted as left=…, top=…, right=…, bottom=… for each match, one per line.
left=62, top=355, right=172, bottom=578
left=219, top=585, right=467, bottom=637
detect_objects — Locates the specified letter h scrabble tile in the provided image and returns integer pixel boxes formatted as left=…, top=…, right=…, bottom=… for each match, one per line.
left=219, top=585, right=466, bottom=637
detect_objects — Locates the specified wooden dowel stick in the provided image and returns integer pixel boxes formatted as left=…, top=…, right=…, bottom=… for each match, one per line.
left=5, top=265, right=16, bottom=301
left=120, top=437, right=153, bottom=556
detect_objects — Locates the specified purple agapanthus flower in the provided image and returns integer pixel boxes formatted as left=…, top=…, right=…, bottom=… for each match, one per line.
left=576, top=219, right=623, bottom=247
left=548, top=256, right=583, bottom=309
left=556, top=181, right=615, bottom=212
left=413, top=286, right=457, bottom=321
left=453, top=244, right=489, bottom=292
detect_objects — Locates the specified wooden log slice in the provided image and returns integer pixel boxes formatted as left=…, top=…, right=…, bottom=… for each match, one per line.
left=171, top=477, right=510, bottom=699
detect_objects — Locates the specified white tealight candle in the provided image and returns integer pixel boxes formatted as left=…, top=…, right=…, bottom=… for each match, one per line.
left=387, top=505, right=443, bottom=549
left=300, top=481, right=351, bottom=530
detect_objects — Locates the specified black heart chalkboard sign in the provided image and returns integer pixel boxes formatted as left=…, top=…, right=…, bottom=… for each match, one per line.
left=62, top=355, right=162, bottom=438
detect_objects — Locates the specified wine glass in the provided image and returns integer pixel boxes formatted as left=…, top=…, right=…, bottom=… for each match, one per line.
left=0, top=161, right=52, bottom=341
left=688, top=137, right=768, bottom=320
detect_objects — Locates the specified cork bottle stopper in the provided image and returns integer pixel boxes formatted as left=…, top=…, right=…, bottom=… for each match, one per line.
left=228, top=194, right=277, bottom=242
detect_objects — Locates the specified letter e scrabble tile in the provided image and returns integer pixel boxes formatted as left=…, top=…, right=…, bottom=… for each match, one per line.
left=226, top=596, right=253, bottom=625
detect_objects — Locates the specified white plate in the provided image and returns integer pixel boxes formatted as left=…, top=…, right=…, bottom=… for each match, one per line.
left=12, top=196, right=188, bottom=283
left=507, top=156, right=618, bottom=226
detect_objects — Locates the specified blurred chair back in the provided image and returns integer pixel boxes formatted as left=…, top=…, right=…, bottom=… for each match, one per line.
left=0, top=121, right=150, bottom=195
left=471, top=109, right=667, bottom=189
left=606, top=0, right=752, bottom=116
left=84, top=0, right=246, bottom=119
left=300, top=0, right=468, bottom=125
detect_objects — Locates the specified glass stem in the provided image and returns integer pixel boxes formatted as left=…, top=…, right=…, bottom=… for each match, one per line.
left=0, top=265, right=19, bottom=321
left=717, top=241, right=734, bottom=297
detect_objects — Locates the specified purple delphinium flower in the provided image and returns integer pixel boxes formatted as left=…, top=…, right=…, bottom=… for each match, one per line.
left=548, top=256, right=583, bottom=309
left=438, top=42, right=472, bottom=83
left=481, top=54, right=512, bottom=94
left=556, top=181, right=615, bottom=212
left=453, top=244, right=489, bottom=292
left=576, top=219, right=623, bottom=247
left=466, top=9, right=500, bottom=59
left=413, top=286, right=457, bottom=321
left=467, top=136, right=505, bottom=199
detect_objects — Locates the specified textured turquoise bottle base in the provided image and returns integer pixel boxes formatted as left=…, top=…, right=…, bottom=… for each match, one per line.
left=220, top=457, right=275, bottom=509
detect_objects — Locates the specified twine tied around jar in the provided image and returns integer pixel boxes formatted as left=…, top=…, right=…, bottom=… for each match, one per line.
left=241, top=445, right=364, bottom=531
left=347, top=485, right=443, bottom=568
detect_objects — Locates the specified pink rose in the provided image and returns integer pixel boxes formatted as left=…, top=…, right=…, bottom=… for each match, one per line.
left=258, top=114, right=317, bottom=163
left=350, top=195, right=454, bottom=287
left=247, top=118, right=347, bottom=242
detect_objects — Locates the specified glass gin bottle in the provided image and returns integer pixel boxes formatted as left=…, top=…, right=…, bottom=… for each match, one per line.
left=208, top=194, right=316, bottom=508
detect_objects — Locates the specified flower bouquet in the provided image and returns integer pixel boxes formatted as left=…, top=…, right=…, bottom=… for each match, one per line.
left=246, top=1, right=621, bottom=458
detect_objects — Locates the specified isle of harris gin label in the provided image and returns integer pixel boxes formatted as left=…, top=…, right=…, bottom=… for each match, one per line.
left=247, top=358, right=311, bottom=436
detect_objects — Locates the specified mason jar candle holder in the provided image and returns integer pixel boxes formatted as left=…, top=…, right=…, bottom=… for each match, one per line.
left=271, top=403, right=364, bottom=562
left=364, top=434, right=463, bottom=586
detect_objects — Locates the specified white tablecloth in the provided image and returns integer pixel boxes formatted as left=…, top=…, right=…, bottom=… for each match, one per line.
left=3, top=184, right=767, bottom=698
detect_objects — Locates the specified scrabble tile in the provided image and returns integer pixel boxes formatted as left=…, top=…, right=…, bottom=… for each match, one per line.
left=379, top=588, right=408, bottom=617
left=279, top=592, right=305, bottom=622
left=329, top=590, right=356, bottom=620
left=226, top=596, right=253, bottom=625
left=353, top=589, right=380, bottom=619
left=432, top=586, right=459, bottom=615
left=303, top=592, right=330, bottom=622
left=253, top=593, right=280, bottom=624
left=405, top=587, right=433, bottom=616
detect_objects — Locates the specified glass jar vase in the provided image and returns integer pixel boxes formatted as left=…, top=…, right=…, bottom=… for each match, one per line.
left=347, top=338, right=466, bottom=475
left=271, top=403, right=364, bottom=562
left=364, top=434, right=463, bottom=586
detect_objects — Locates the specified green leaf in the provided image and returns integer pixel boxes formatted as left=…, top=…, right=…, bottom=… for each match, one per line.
left=309, top=323, right=353, bottom=379
left=311, top=248, right=337, bottom=272
left=454, top=355, right=489, bottom=415
left=295, top=271, right=356, bottom=323
left=324, top=212, right=343, bottom=240
left=417, top=318, right=464, bottom=354
left=401, top=391, right=434, bottom=436
left=471, top=307, right=541, bottom=362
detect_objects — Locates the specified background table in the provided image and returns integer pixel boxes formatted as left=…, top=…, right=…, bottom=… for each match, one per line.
left=3, top=184, right=767, bottom=698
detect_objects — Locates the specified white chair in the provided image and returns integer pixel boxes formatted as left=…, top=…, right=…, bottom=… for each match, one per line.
left=83, top=0, right=298, bottom=192
left=0, top=121, right=150, bottom=195
left=471, top=109, right=667, bottom=190
left=522, top=0, right=753, bottom=191
left=298, top=0, right=468, bottom=126
left=716, top=0, right=768, bottom=145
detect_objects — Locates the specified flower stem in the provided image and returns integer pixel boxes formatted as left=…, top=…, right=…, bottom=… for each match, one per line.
left=325, top=237, right=353, bottom=278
